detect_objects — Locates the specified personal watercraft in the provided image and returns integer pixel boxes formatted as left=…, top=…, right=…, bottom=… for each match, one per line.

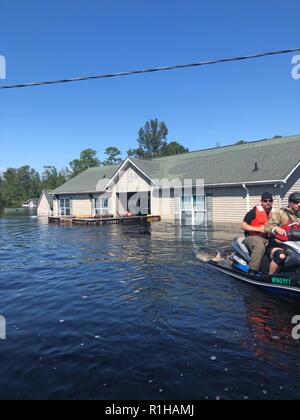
left=208, top=236, right=300, bottom=298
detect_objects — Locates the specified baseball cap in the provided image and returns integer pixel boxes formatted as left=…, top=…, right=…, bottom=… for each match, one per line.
left=261, top=192, right=273, bottom=201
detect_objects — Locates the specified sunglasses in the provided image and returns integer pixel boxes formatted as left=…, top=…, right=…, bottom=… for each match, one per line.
left=291, top=200, right=300, bottom=205
left=262, top=199, right=273, bottom=203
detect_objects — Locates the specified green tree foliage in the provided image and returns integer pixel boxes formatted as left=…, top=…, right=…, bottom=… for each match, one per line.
left=0, top=166, right=41, bottom=208
left=160, top=141, right=189, bottom=157
left=0, top=148, right=100, bottom=208
left=0, top=165, right=68, bottom=208
left=41, top=167, right=67, bottom=190
left=137, top=119, right=168, bottom=158
left=103, top=147, right=122, bottom=166
left=127, top=119, right=188, bottom=159
left=127, top=147, right=145, bottom=159
left=68, top=149, right=100, bottom=178
left=138, top=119, right=169, bottom=158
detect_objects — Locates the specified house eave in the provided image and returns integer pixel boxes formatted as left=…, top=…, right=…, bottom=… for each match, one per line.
left=205, top=180, right=285, bottom=187
left=50, top=190, right=107, bottom=196
left=283, top=161, right=300, bottom=183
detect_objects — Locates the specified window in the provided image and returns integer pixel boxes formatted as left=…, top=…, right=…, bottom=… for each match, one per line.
left=179, top=195, right=207, bottom=226
left=94, top=197, right=110, bottom=215
left=60, top=199, right=71, bottom=216
left=181, top=195, right=191, bottom=211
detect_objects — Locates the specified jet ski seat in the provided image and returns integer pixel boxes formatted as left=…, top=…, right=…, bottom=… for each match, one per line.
left=238, top=237, right=251, bottom=256
left=231, top=237, right=251, bottom=263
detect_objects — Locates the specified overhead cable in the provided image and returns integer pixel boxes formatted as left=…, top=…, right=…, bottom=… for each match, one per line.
left=0, top=47, right=299, bottom=90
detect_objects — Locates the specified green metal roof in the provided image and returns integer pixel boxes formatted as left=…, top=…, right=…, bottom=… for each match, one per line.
left=52, top=135, right=300, bottom=195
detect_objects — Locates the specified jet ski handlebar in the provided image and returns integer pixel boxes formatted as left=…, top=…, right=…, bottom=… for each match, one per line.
left=287, top=228, right=300, bottom=241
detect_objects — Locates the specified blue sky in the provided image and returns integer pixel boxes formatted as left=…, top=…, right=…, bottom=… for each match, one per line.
left=0, top=0, right=299, bottom=172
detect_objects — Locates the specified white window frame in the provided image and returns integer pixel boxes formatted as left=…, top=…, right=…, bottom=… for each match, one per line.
left=93, top=197, right=110, bottom=216
left=179, top=195, right=207, bottom=226
left=59, top=198, right=72, bottom=216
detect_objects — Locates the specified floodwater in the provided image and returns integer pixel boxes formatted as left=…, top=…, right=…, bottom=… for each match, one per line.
left=0, top=215, right=300, bottom=400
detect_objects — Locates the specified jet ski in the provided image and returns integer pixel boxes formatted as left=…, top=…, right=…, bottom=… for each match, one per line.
left=208, top=236, right=300, bottom=298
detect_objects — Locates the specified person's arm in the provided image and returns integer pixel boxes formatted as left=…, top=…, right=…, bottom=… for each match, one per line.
left=264, top=209, right=287, bottom=236
left=241, top=222, right=265, bottom=234
left=241, top=209, right=265, bottom=234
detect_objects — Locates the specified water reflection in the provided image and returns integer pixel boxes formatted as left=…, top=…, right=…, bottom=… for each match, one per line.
left=242, top=291, right=300, bottom=372
left=1, top=215, right=300, bottom=399
left=0, top=208, right=37, bottom=217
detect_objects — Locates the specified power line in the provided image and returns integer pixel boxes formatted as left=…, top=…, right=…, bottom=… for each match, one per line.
left=0, top=47, right=299, bottom=91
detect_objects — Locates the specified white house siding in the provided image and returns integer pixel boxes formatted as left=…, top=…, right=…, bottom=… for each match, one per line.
left=206, top=185, right=286, bottom=224
left=37, top=193, right=52, bottom=216
left=246, top=185, right=281, bottom=211
left=151, top=189, right=176, bottom=222
left=114, top=164, right=152, bottom=193
left=53, top=199, right=59, bottom=216
left=71, top=195, right=92, bottom=217
left=110, top=191, right=117, bottom=217
left=206, top=186, right=248, bottom=224
left=53, top=195, right=92, bottom=217
left=160, top=197, right=176, bottom=222
left=115, top=193, right=127, bottom=215
left=151, top=189, right=160, bottom=216
left=111, top=163, right=153, bottom=216
left=281, top=165, right=300, bottom=207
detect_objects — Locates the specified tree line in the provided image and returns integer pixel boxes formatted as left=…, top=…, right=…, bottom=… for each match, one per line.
left=0, top=119, right=189, bottom=208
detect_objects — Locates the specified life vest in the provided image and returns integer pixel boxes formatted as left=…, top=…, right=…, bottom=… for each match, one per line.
left=250, top=205, right=273, bottom=237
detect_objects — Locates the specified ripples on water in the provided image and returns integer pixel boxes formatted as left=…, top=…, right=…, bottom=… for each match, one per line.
left=0, top=216, right=300, bottom=400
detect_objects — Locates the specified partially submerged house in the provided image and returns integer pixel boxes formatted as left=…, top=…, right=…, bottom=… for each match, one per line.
left=37, top=190, right=54, bottom=216
left=21, top=198, right=38, bottom=208
left=51, top=135, right=300, bottom=225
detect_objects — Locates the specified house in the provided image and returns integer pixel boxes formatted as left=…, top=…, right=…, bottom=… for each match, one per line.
left=50, top=135, right=300, bottom=225
left=21, top=199, right=38, bottom=208
left=37, top=190, right=54, bottom=216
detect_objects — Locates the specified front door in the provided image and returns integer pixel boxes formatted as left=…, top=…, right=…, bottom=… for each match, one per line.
left=117, top=192, right=151, bottom=216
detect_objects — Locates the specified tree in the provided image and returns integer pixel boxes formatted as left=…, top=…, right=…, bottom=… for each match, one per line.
left=0, top=166, right=41, bottom=208
left=127, top=119, right=188, bottom=159
left=160, top=141, right=189, bottom=157
left=137, top=119, right=168, bottom=158
left=127, top=147, right=145, bottom=159
left=68, top=149, right=100, bottom=178
left=234, top=140, right=247, bottom=145
left=41, top=167, right=66, bottom=190
left=103, top=147, right=122, bottom=166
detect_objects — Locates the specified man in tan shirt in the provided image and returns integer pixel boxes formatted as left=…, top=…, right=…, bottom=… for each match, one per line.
left=265, top=192, right=300, bottom=274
